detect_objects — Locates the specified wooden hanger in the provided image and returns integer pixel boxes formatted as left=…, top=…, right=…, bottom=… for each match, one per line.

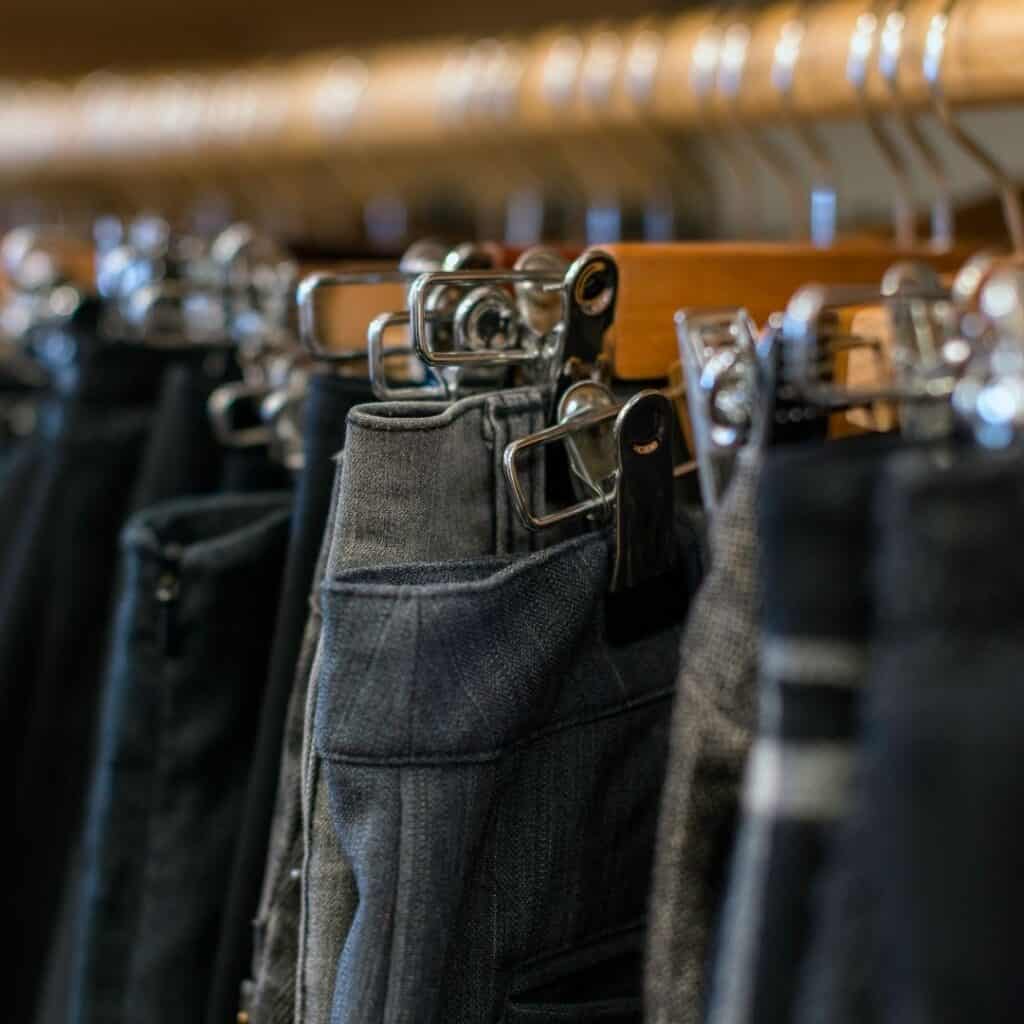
left=602, top=239, right=978, bottom=380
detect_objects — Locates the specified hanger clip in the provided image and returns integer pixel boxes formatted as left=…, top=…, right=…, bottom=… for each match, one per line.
left=675, top=307, right=758, bottom=511
left=503, top=382, right=677, bottom=592
left=611, top=390, right=677, bottom=592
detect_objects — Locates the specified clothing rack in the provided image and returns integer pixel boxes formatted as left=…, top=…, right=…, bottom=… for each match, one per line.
left=2, top=0, right=1020, bottom=190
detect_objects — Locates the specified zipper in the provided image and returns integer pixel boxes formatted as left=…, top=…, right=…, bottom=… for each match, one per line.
left=154, top=543, right=184, bottom=656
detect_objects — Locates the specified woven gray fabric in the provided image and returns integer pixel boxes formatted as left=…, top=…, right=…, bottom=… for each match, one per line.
left=246, top=467, right=346, bottom=1024
left=296, top=388, right=547, bottom=1024
left=644, top=449, right=761, bottom=1024
left=249, top=388, right=548, bottom=1024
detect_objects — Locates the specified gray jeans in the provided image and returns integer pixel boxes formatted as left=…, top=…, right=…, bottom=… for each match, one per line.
left=315, top=523, right=701, bottom=1022
left=247, top=388, right=549, bottom=1023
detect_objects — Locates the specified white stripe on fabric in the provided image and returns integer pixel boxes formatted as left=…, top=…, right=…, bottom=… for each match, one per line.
left=742, top=738, right=854, bottom=820
left=760, top=635, right=868, bottom=686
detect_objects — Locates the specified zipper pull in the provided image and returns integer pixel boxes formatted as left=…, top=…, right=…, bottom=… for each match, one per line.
left=155, top=544, right=183, bottom=656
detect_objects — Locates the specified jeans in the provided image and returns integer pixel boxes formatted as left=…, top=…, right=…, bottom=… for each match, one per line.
left=245, top=471, right=343, bottom=1024
left=645, top=448, right=762, bottom=1024
left=298, top=388, right=553, bottom=1024
left=245, top=387, right=550, bottom=1024
left=707, top=435, right=902, bottom=1024
left=4, top=324, right=170, bottom=1022
left=36, top=348, right=292, bottom=1024
left=315, top=521, right=702, bottom=1022
left=859, top=448, right=1024, bottom=1023
left=210, top=372, right=373, bottom=1024
left=69, top=492, right=292, bottom=1024
left=130, top=355, right=234, bottom=511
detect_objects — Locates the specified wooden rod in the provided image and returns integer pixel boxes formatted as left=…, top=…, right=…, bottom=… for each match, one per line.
left=0, top=0, right=1019, bottom=186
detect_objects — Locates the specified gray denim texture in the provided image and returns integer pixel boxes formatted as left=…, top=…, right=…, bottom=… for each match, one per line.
left=644, top=449, right=762, bottom=1024
left=244, top=388, right=549, bottom=1024
left=69, top=492, right=292, bottom=1024
left=315, top=519, right=699, bottom=1023
left=706, top=436, right=902, bottom=1024
left=246, top=469, right=347, bottom=1024
left=297, top=388, right=550, bottom=1024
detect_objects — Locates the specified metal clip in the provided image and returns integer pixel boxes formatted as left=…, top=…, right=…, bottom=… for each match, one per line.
left=676, top=308, right=758, bottom=511
left=560, top=248, right=617, bottom=377
left=881, top=261, right=964, bottom=438
left=503, top=383, right=677, bottom=591
left=783, top=273, right=965, bottom=409
left=298, top=268, right=411, bottom=365
left=953, top=266, right=1024, bottom=448
left=782, top=283, right=900, bottom=410
left=121, top=279, right=229, bottom=349
left=408, top=268, right=563, bottom=367
left=367, top=309, right=446, bottom=400
left=296, top=239, right=449, bottom=373
left=612, top=391, right=677, bottom=592
left=208, top=382, right=274, bottom=448
left=261, top=371, right=310, bottom=471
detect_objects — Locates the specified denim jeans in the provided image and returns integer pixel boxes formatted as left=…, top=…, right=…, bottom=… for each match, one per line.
left=130, top=355, right=234, bottom=511
left=69, top=492, right=292, bottom=1024
left=315, top=520, right=702, bottom=1022
left=707, top=435, right=906, bottom=1024
left=4, top=322, right=170, bottom=1022
left=299, top=388, right=554, bottom=1024
left=36, top=347, right=292, bottom=1024
left=645, top=448, right=762, bottom=1024
left=210, top=372, right=373, bottom=1024
left=246, top=471, right=343, bottom=1024
left=857, top=448, right=1024, bottom=1023
left=244, top=387, right=551, bottom=1024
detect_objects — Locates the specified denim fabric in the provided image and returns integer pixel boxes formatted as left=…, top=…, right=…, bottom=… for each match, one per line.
left=314, top=520, right=701, bottom=1023
left=221, top=444, right=295, bottom=494
left=245, top=469, right=345, bottom=1024
left=210, top=373, right=372, bottom=1024
left=857, top=449, right=1024, bottom=1023
left=707, top=435, right=900, bottom=1024
left=0, top=377, right=39, bottom=485
left=4, top=321, right=169, bottom=1022
left=0, top=424, right=42, bottom=579
left=69, top=492, right=292, bottom=1024
left=36, top=350, right=290, bottom=1024
left=130, top=356, right=233, bottom=511
left=244, top=388, right=551, bottom=1024
left=645, top=449, right=761, bottom=1024
left=295, top=388, right=552, bottom=1024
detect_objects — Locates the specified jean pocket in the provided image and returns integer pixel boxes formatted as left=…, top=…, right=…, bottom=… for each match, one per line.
left=503, top=922, right=645, bottom=1023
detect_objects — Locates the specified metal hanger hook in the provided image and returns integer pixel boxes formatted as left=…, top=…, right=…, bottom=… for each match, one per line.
left=877, top=0, right=954, bottom=249
left=846, top=5, right=916, bottom=247
left=718, top=18, right=807, bottom=240
left=924, top=0, right=1024, bottom=256
left=771, top=6, right=838, bottom=247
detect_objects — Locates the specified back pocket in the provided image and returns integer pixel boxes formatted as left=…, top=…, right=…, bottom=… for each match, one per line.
left=504, top=922, right=644, bottom=1023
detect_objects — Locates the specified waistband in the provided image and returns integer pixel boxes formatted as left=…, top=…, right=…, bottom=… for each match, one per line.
left=324, top=387, right=549, bottom=577
left=121, top=491, right=293, bottom=573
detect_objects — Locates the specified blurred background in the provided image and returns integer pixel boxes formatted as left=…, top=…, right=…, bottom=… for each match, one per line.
left=1, top=0, right=1021, bottom=246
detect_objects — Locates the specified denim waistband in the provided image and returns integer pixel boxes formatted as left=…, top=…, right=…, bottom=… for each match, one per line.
left=121, top=492, right=293, bottom=573
left=325, top=386, right=549, bottom=577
